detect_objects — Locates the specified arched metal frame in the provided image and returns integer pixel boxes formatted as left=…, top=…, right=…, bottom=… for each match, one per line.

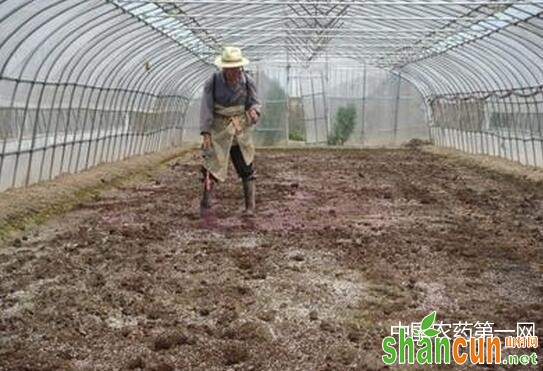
left=1, top=0, right=542, bottom=190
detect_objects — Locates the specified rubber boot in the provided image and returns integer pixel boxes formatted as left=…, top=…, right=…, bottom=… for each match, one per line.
left=242, top=179, right=255, bottom=215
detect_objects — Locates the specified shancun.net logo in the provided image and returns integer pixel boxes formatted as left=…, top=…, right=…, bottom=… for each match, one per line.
left=382, top=312, right=539, bottom=366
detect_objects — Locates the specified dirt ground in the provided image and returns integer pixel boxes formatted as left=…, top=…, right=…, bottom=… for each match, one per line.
left=0, top=148, right=542, bottom=370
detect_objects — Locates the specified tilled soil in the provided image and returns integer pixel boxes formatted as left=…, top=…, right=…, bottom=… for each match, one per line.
left=0, top=148, right=542, bottom=371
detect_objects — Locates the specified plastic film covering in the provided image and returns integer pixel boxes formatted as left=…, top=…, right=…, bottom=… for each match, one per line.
left=0, top=0, right=214, bottom=191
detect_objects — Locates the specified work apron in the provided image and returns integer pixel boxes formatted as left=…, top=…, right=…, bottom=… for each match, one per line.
left=202, top=104, right=255, bottom=182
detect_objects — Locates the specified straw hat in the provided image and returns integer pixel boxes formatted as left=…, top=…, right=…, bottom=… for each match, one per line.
left=214, top=46, right=249, bottom=69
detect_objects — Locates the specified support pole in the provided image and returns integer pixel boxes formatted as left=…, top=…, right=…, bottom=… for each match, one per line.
left=393, top=72, right=402, bottom=145
left=361, top=62, right=367, bottom=147
left=285, top=49, right=290, bottom=145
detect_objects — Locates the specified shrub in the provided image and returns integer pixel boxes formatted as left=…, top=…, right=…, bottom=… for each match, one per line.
left=288, top=129, right=305, bottom=142
left=328, top=104, right=356, bottom=145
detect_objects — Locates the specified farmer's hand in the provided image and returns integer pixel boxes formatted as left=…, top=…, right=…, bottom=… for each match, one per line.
left=201, top=133, right=212, bottom=150
left=248, top=109, right=259, bottom=123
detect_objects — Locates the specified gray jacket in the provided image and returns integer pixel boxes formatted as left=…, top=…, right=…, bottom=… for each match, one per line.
left=200, top=71, right=261, bottom=134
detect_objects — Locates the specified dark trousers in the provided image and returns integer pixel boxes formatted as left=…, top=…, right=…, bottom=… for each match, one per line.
left=230, top=145, right=255, bottom=181
left=201, top=145, right=255, bottom=182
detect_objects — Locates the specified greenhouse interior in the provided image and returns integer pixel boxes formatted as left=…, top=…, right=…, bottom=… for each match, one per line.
left=0, top=1, right=542, bottom=370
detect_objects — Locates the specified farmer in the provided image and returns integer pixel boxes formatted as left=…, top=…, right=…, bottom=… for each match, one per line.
left=199, top=46, right=261, bottom=215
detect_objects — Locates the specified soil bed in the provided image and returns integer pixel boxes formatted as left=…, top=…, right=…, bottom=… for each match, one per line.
left=1, top=148, right=542, bottom=370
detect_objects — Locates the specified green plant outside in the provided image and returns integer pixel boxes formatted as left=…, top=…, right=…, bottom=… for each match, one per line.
left=328, top=104, right=357, bottom=145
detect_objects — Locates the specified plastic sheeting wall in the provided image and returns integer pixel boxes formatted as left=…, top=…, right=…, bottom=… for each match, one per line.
left=326, top=67, right=427, bottom=147
left=0, top=0, right=213, bottom=191
left=431, top=94, right=543, bottom=167
left=185, top=63, right=429, bottom=148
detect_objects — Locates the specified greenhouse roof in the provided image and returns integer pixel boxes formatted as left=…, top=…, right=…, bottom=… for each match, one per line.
left=1, top=0, right=542, bottom=99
